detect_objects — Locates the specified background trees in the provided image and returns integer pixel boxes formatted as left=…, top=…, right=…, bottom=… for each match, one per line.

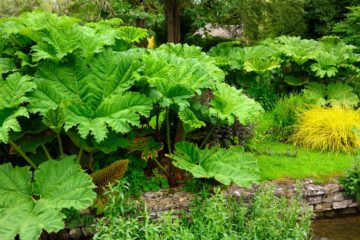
left=2, top=0, right=358, bottom=45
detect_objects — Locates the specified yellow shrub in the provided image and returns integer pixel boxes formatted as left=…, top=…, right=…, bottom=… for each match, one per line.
left=291, top=107, right=360, bottom=153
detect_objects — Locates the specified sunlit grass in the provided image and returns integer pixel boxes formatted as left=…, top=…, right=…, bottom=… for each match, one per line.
left=255, top=141, right=354, bottom=183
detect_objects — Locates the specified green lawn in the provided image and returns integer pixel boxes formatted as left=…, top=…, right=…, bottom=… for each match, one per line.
left=255, top=141, right=354, bottom=183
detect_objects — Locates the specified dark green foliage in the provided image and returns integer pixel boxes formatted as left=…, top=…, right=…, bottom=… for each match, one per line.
left=304, top=0, right=360, bottom=37
left=125, top=157, right=169, bottom=198
left=62, top=207, right=95, bottom=229
left=206, top=121, right=254, bottom=148
left=340, top=157, right=360, bottom=201
left=268, top=94, right=308, bottom=141
left=333, top=6, right=360, bottom=47
left=94, top=183, right=313, bottom=240
left=243, top=81, right=281, bottom=110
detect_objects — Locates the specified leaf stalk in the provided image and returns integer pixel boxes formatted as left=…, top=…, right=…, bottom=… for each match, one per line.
left=9, top=140, right=37, bottom=169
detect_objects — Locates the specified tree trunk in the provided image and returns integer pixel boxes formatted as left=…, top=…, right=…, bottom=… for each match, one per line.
left=165, top=0, right=181, bottom=43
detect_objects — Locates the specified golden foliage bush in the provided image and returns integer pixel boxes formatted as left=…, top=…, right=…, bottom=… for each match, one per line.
left=291, top=107, right=360, bottom=153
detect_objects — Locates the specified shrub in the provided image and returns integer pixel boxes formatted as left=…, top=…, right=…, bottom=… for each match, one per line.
left=340, top=155, right=360, bottom=201
left=268, top=94, right=307, bottom=141
left=94, top=182, right=313, bottom=240
left=340, top=156, right=360, bottom=202
left=291, top=107, right=360, bottom=153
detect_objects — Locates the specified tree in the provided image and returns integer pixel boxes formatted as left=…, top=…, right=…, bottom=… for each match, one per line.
left=333, top=6, right=360, bottom=47
left=304, top=0, right=360, bottom=38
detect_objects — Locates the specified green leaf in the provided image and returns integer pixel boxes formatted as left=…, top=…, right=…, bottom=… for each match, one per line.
left=92, top=132, right=131, bottom=154
left=42, top=107, right=65, bottom=133
left=29, top=50, right=151, bottom=142
left=302, top=82, right=327, bottom=105
left=0, top=58, right=16, bottom=74
left=178, top=108, right=206, bottom=132
left=139, top=47, right=223, bottom=110
left=16, top=134, right=56, bottom=153
left=0, top=201, right=64, bottom=240
left=34, top=156, right=96, bottom=209
left=0, top=107, right=29, bottom=143
left=128, top=137, right=162, bottom=161
left=116, top=26, right=148, bottom=43
left=64, top=93, right=152, bottom=142
left=0, top=157, right=95, bottom=240
left=284, top=75, right=308, bottom=86
left=209, top=83, right=263, bottom=125
left=327, top=82, right=359, bottom=107
left=0, top=73, right=35, bottom=108
left=170, top=142, right=259, bottom=187
left=243, top=45, right=281, bottom=74
left=269, top=36, right=317, bottom=65
left=0, top=163, right=33, bottom=205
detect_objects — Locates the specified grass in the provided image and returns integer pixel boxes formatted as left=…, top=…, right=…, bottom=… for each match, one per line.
left=255, top=141, right=354, bottom=183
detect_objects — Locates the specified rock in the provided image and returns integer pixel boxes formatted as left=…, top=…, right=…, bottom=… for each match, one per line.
left=307, top=196, right=322, bottom=204
left=82, top=227, right=95, bottom=238
left=322, top=194, right=334, bottom=203
left=314, top=203, right=332, bottom=212
left=340, top=207, right=358, bottom=215
left=333, top=193, right=344, bottom=202
left=49, top=232, right=58, bottom=240
left=304, top=184, right=326, bottom=197
left=69, top=228, right=82, bottom=239
left=324, top=184, right=339, bottom=194
left=324, top=211, right=336, bottom=217
left=80, top=208, right=91, bottom=215
left=333, top=200, right=349, bottom=209
left=39, top=231, right=48, bottom=240
left=348, top=200, right=359, bottom=208
left=57, top=229, right=70, bottom=240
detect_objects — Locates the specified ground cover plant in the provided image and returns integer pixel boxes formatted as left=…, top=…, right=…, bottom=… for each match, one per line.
left=340, top=155, right=360, bottom=201
left=255, top=141, right=354, bottom=182
left=94, top=181, right=313, bottom=240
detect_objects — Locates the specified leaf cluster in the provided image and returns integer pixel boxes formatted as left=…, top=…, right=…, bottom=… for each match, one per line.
left=0, top=156, right=96, bottom=240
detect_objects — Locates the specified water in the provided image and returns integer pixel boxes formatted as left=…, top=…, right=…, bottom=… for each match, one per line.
left=312, top=215, right=360, bottom=240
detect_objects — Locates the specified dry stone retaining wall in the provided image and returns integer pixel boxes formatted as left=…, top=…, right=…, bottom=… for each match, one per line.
left=141, top=180, right=359, bottom=218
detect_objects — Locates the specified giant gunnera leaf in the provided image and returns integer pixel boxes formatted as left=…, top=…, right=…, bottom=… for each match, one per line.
left=0, top=156, right=96, bottom=240
left=0, top=73, right=36, bottom=143
left=170, top=142, right=259, bottom=187
left=209, top=83, right=263, bottom=125
left=29, top=49, right=152, bottom=142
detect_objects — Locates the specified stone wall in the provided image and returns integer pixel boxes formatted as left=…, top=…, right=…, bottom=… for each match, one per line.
left=302, top=181, right=359, bottom=217
left=141, top=180, right=359, bottom=218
